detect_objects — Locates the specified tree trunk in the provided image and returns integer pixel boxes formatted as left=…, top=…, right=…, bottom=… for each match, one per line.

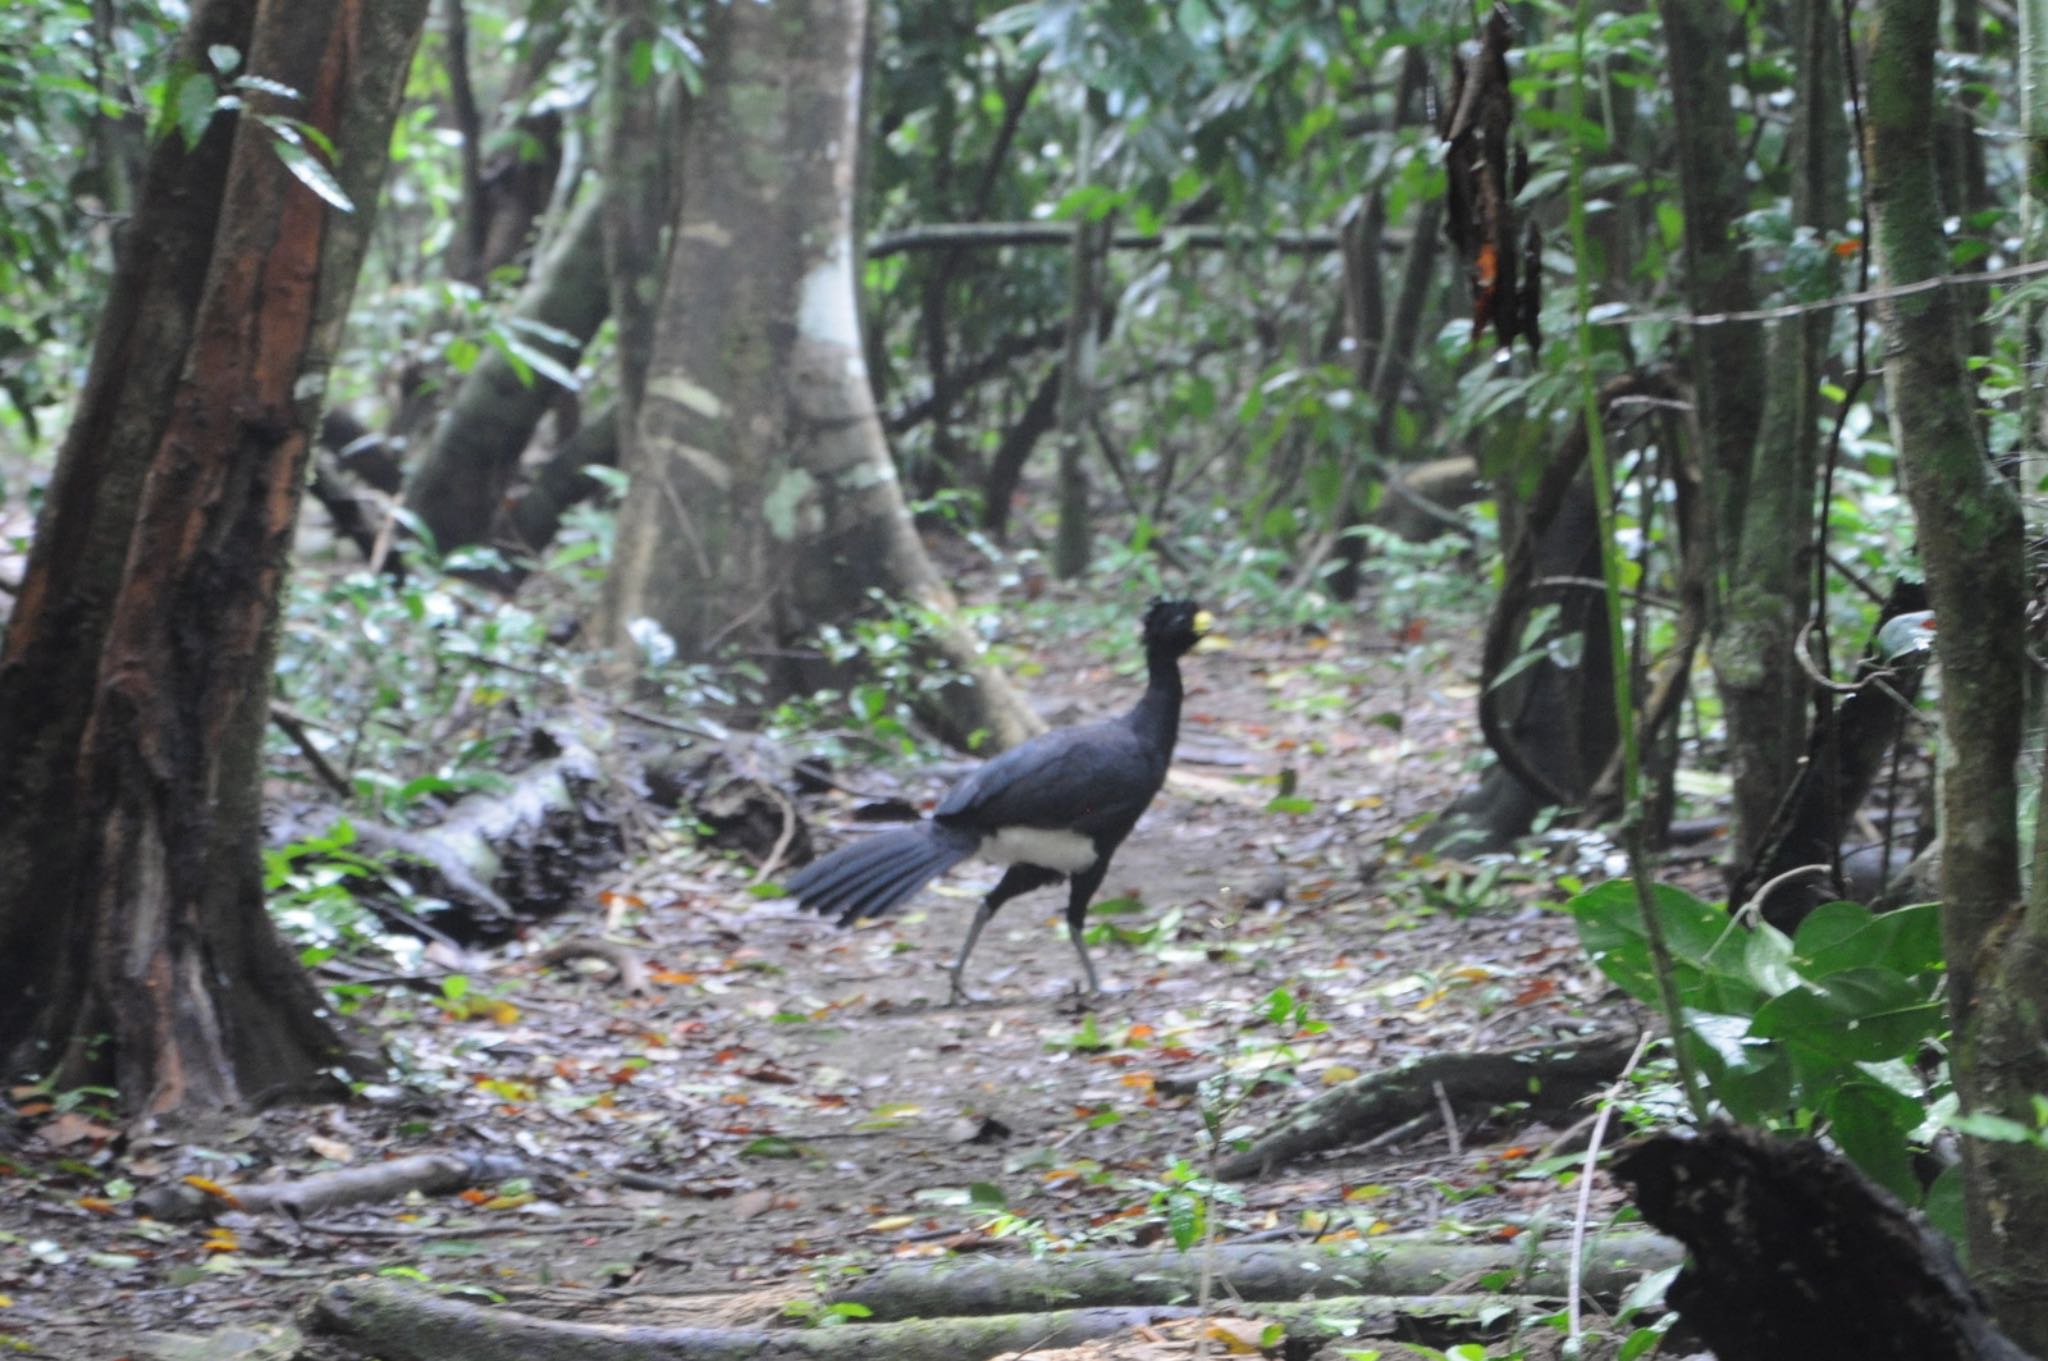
left=1656, top=0, right=1765, bottom=548
left=1708, top=0, right=1845, bottom=866
left=1052, top=106, right=1109, bottom=581
left=403, top=188, right=608, bottom=553
left=1867, top=2, right=2048, bottom=1347
left=0, top=0, right=429, bottom=1113
left=602, top=0, right=1042, bottom=751
left=598, top=0, right=674, bottom=413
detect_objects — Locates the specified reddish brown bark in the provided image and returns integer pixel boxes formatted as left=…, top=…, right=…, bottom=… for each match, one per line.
left=0, top=0, right=429, bottom=1114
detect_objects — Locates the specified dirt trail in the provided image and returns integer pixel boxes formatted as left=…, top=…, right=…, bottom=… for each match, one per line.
left=0, top=619, right=1645, bottom=1357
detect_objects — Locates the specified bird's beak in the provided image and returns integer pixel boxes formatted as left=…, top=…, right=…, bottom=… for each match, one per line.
left=1192, top=610, right=1229, bottom=652
left=1193, top=609, right=1215, bottom=636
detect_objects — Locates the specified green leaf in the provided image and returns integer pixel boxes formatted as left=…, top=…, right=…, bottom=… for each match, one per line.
left=1265, top=795, right=1314, bottom=814
left=1567, top=881, right=1759, bottom=1014
left=1167, top=1189, right=1204, bottom=1252
left=264, top=130, right=354, bottom=212
left=1793, top=901, right=1943, bottom=979
left=1750, top=968, right=1942, bottom=1062
left=1922, top=1162, right=1967, bottom=1244
left=1679, top=1013, right=1789, bottom=1123
left=173, top=70, right=220, bottom=149
left=1948, top=1111, right=2041, bottom=1143
left=1825, top=1079, right=1923, bottom=1200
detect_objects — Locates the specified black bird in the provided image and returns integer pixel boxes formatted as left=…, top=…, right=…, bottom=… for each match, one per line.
left=785, top=597, right=1213, bottom=1001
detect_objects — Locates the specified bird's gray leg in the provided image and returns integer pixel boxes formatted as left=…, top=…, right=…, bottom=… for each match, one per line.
left=947, top=899, right=997, bottom=1003
left=1065, top=919, right=1101, bottom=996
left=1063, top=864, right=1110, bottom=998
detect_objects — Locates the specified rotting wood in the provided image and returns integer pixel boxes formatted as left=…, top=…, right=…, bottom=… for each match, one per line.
left=1216, top=1031, right=1638, bottom=1180
left=1618, top=1125, right=2039, bottom=1361
left=277, top=735, right=623, bottom=938
left=827, top=1231, right=1682, bottom=1320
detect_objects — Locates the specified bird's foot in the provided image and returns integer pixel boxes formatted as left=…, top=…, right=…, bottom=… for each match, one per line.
left=1055, top=984, right=1104, bottom=1015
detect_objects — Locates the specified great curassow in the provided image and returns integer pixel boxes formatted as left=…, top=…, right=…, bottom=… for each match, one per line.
left=784, top=597, right=1212, bottom=1001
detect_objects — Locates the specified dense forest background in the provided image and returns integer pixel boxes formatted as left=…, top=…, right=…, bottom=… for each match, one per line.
left=4, top=0, right=2048, bottom=1357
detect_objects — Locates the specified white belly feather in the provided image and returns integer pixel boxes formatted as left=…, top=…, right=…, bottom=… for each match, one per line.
left=981, top=826, right=1098, bottom=874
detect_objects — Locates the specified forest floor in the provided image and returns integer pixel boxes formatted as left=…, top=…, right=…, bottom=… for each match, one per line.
left=0, top=594, right=1704, bottom=1361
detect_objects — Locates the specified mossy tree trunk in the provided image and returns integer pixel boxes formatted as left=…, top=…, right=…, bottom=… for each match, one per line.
left=603, top=0, right=1042, bottom=750
left=0, top=0, right=428, bottom=1113
left=1709, top=0, right=1846, bottom=870
left=1867, top=2, right=2048, bottom=1347
left=1657, top=0, right=1780, bottom=869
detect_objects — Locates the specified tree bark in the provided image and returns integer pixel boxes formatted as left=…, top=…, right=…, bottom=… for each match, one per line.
left=305, top=1277, right=1536, bottom=1361
left=602, top=0, right=1041, bottom=751
left=598, top=0, right=674, bottom=413
left=1867, top=1, right=2048, bottom=1346
left=1708, top=0, right=1845, bottom=865
left=1052, top=109, right=1108, bottom=581
left=0, top=0, right=260, bottom=1079
left=1655, top=0, right=1766, bottom=551
left=0, top=0, right=429, bottom=1113
left=830, top=1232, right=1681, bottom=1320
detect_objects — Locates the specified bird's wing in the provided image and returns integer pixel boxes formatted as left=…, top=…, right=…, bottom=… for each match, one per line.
left=937, top=723, right=1165, bottom=838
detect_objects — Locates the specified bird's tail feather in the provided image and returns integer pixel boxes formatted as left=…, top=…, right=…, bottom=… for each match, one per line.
left=785, top=824, right=976, bottom=926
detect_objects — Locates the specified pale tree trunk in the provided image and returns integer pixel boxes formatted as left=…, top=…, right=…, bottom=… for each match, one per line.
left=1867, top=2, right=2048, bottom=1348
left=604, top=0, right=1042, bottom=751
left=0, top=0, right=429, bottom=1114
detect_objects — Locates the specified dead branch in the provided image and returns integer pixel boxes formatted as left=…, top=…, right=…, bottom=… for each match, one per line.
left=302, top=1277, right=1535, bottom=1361
left=135, top=1151, right=525, bottom=1222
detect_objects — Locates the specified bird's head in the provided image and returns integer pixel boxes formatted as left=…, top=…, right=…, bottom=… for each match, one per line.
left=1142, top=597, right=1213, bottom=657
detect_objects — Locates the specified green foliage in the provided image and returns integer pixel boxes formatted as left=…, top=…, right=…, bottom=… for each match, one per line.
left=0, top=3, right=179, bottom=446
left=264, top=820, right=408, bottom=962
left=1567, top=883, right=1947, bottom=1202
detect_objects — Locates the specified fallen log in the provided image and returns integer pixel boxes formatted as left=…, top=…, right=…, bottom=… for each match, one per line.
left=1617, top=1125, right=2039, bottom=1361
left=301, top=1277, right=1530, bottom=1361
left=828, top=1230, right=1681, bottom=1320
left=1216, top=1030, right=1638, bottom=1180
left=276, top=734, right=623, bottom=939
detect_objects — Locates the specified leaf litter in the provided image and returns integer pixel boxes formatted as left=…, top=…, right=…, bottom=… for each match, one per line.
left=0, top=609, right=1660, bottom=1359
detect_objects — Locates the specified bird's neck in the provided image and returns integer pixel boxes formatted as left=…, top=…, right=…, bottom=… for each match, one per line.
left=1125, top=649, right=1185, bottom=751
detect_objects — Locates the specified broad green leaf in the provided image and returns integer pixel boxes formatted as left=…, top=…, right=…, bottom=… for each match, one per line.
left=1680, top=1013, right=1789, bottom=1123
left=1750, top=968, right=1942, bottom=1062
left=1825, top=1079, right=1922, bottom=1200
left=1567, top=881, right=1759, bottom=1014
left=1793, top=901, right=1942, bottom=979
